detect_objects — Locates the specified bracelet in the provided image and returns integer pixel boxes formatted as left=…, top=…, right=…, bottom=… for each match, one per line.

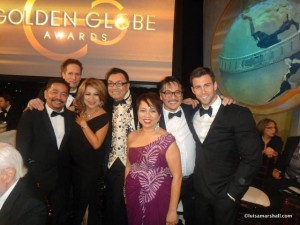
left=81, top=124, right=88, bottom=129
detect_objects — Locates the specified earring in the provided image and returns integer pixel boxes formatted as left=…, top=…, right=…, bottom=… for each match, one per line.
left=137, top=122, right=140, bottom=131
left=99, top=101, right=103, bottom=107
left=155, top=123, right=159, bottom=133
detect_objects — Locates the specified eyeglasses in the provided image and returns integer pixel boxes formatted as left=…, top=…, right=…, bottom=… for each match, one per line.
left=265, top=126, right=276, bottom=129
left=161, top=90, right=183, bottom=97
left=107, top=81, right=129, bottom=87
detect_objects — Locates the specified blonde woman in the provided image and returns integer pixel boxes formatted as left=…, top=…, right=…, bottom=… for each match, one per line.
left=69, top=78, right=109, bottom=225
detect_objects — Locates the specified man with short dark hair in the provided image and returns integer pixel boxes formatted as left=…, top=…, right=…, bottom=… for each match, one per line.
left=188, top=67, right=261, bottom=225
left=17, top=78, right=75, bottom=225
left=0, top=94, right=22, bottom=131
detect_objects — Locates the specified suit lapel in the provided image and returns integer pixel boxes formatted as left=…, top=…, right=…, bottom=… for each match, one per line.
left=159, top=111, right=167, bottom=130
left=42, top=109, right=57, bottom=147
left=59, top=109, right=71, bottom=150
left=0, top=180, right=21, bottom=217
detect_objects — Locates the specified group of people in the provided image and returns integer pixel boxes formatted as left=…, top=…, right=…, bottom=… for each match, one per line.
left=4, top=58, right=297, bottom=225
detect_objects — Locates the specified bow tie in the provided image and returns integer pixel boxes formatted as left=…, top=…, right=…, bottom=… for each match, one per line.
left=199, top=106, right=212, bottom=117
left=69, top=92, right=77, bottom=98
left=113, top=99, right=126, bottom=106
left=51, top=111, right=65, bottom=117
left=1, top=109, right=7, bottom=114
left=168, top=111, right=182, bottom=119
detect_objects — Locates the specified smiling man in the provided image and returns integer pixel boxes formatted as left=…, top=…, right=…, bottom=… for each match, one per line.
left=27, top=58, right=83, bottom=110
left=103, top=67, right=138, bottom=225
left=16, top=78, right=75, bottom=225
left=188, top=67, right=261, bottom=225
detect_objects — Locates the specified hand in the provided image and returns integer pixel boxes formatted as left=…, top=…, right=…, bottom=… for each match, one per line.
left=272, top=169, right=282, bottom=180
left=28, top=98, right=45, bottom=111
left=263, top=147, right=277, bottom=158
left=182, top=98, right=199, bottom=108
left=75, top=115, right=87, bottom=128
left=67, top=105, right=76, bottom=111
left=220, top=95, right=235, bottom=106
left=166, top=210, right=177, bottom=225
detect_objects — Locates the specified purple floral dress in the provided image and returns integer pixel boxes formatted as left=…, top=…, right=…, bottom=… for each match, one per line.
left=125, top=133, right=175, bottom=225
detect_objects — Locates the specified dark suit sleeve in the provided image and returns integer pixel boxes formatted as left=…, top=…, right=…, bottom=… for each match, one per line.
left=16, top=111, right=34, bottom=165
left=227, top=107, right=262, bottom=200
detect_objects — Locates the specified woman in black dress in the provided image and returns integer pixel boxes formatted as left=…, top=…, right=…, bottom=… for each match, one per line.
left=69, top=78, right=109, bottom=225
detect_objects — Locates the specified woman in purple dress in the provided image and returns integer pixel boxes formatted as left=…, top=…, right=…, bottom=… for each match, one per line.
left=125, top=92, right=182, bottom=225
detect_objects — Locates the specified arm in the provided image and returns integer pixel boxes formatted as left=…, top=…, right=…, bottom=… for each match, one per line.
left=76, top=114, right=109, bottom=149
left=165, top=142, right=182, bottom=225
left=227, top=107, right=262, bottom=200
left=27, top=98, right=45, bottom=111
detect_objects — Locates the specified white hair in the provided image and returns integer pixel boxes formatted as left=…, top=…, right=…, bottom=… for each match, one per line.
left=0, top=142, right=27, bottom=180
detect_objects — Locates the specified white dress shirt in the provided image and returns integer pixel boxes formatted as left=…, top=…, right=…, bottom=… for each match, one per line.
left=45, top=104, right=65, bottom=149
left=163, top=106, right=196, bottom=177
left=193, top=95, right=221, bottom=143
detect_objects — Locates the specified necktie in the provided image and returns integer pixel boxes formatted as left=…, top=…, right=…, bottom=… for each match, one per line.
left=51, top=111, right=65, bottom=117
left=199, top=106, right=212, bottom=117
left=168, top=110, right=182, bottom=119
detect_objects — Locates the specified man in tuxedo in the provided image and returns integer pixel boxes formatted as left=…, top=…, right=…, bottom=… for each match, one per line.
left=104, top=67, right=138, bottom=225
left=0, top=142, right=47, bottom=225
left=158, top=76, right=196, bottom=225
left=0, top=94, right=22, bottom=131
left=27, top=58, right=83, bottom=110
left=188, top=67, right=261, bottom=225
left=16, top=78, right=75, bottom=225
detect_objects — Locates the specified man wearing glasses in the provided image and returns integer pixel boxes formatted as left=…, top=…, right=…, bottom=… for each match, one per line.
left=158, top=76, right=234, bottom=225
left=158, top=76, right=197, bottom=225
left=104, top=67, right=136, bottom=225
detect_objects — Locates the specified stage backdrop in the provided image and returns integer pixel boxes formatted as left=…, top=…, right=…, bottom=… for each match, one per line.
left=0, top=0, right=175, bottom=82
left=204, top=0, right=300, bottom=138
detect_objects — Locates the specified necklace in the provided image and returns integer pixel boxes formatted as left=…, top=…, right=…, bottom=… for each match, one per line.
left=84, top=108, right=99, bottom=119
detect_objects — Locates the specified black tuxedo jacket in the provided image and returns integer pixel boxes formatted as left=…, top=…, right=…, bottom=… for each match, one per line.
left=0, top=104, right=22, bottom=131
left=188, top=104, right=261, bottom=200
left=16, top=107, right=75, bottom=191
left=0, top=178, right=47, bottom=225
left=159, top=103, right=194, bottom=131
left=276, top=136, right=300, bottom=174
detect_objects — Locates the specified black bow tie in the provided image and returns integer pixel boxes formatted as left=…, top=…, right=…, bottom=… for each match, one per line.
left=168, top=111, right=182, bottom=119
left=113, top=99, right=126, bottom=106
left=199, top=106, right=212, bottom=117
left=69, top=92, right=77, bottom=98
left=1, top=109, right=7, bottom=114
left=51, top=111, right=65, bottom=117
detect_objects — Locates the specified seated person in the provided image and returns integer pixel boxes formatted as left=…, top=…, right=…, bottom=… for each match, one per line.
left=255, top=118, right=283, bottom=187
left=0, top=94, right=22, bottom=131
left=0, top=142, right=47, bottom=225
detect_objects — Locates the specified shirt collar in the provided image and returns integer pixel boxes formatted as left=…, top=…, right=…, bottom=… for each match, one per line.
left=201, top=95, right=221, bottom=117
left=45, top=104, right=64, bottom=117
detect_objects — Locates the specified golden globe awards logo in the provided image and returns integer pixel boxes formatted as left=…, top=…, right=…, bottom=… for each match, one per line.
left=0, top=0, right=156, bottom=60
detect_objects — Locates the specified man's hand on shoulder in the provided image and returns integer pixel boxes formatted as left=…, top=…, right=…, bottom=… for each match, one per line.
left=220, top=95, right=236, bottom=106
left=182, top=98, right=199, bottom=109
left=27, top=98, right=45, bottom=111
